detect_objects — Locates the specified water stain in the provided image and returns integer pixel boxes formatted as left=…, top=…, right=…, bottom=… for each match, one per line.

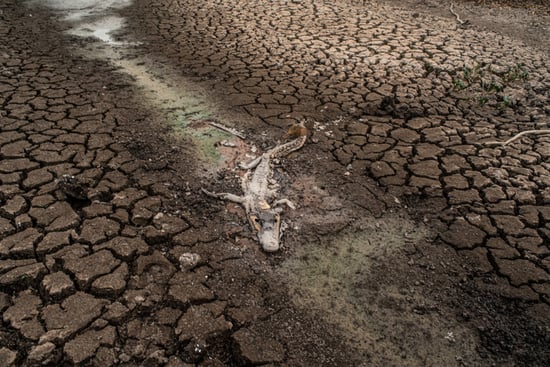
left=281, top=216, right=419, bottom=356
left=31, top=0, right=249, bottom=172
left=280, top=214, right=480, bottom=366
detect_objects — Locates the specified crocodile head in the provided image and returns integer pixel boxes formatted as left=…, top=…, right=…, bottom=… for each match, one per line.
left=248, top=210, right=281, bottom=252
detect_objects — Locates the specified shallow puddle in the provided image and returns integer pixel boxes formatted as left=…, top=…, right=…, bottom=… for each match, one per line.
left=67, top=16, right=127, bottom=44
left=32, top=0, right=133, bottom=21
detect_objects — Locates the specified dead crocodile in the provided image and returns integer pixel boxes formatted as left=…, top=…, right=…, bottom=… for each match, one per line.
left=202, top=125, right=307, bottom=252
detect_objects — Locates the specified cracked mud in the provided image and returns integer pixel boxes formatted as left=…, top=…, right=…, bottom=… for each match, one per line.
left=1, top=0, right=549, bottom=366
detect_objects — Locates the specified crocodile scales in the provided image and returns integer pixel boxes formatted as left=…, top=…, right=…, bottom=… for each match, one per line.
left=202, top=128, right=307, bottom=252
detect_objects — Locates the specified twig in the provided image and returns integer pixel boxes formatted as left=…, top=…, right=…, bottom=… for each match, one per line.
left=450, top=3, right=468, bottom=25
left=207, top=121, right=246, bottom=139
left=483, top=129, right=550, bottom=146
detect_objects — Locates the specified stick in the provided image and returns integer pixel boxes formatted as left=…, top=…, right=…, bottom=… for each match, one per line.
left=450, top=3, right=467, bottom=25
left=483, top=129, right=550, bottom=146
left=207, top=121, right=246, bottom=139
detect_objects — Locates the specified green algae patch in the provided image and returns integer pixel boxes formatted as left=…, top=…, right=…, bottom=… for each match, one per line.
left=109, top=55, right=239, bottom=167
left=171, top=111, right=233, bottom=164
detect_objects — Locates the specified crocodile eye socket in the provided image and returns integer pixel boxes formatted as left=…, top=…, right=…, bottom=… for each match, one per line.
left=249, top=215, right=262, bottom=231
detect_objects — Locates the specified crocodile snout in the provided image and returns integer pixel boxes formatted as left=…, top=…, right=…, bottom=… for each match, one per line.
left=258, top=231, right=280, bottom=252
left=252, top=210, right=281, bottom=252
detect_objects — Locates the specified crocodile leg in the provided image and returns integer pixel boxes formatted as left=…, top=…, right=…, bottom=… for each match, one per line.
left=201, top=188, right=246, bottom=204
left=240, top=155, right=263, bottom=170
left=273, top=198, right=296, bottom=210
left=241, top=171, right=250, bottom=192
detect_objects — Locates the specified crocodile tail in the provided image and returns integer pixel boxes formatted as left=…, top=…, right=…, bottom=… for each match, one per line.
left=272, top=134, right=307, bottom=158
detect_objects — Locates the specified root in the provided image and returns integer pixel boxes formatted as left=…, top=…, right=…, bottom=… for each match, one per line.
left=483, top=129, right=550, bottom=146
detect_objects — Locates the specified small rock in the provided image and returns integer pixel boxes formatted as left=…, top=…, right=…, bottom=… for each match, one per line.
left=178, top=253, right=201, bottom=271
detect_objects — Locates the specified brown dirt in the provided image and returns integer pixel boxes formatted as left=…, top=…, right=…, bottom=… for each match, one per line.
left=1, top=0, right=549, bottom=366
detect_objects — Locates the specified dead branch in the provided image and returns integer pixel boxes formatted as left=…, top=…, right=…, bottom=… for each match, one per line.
left=483, top=129, right=550, bottom=146
left=450, top=3, right=468, bottom=25
left=208, top=121, right=246, bottom=139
